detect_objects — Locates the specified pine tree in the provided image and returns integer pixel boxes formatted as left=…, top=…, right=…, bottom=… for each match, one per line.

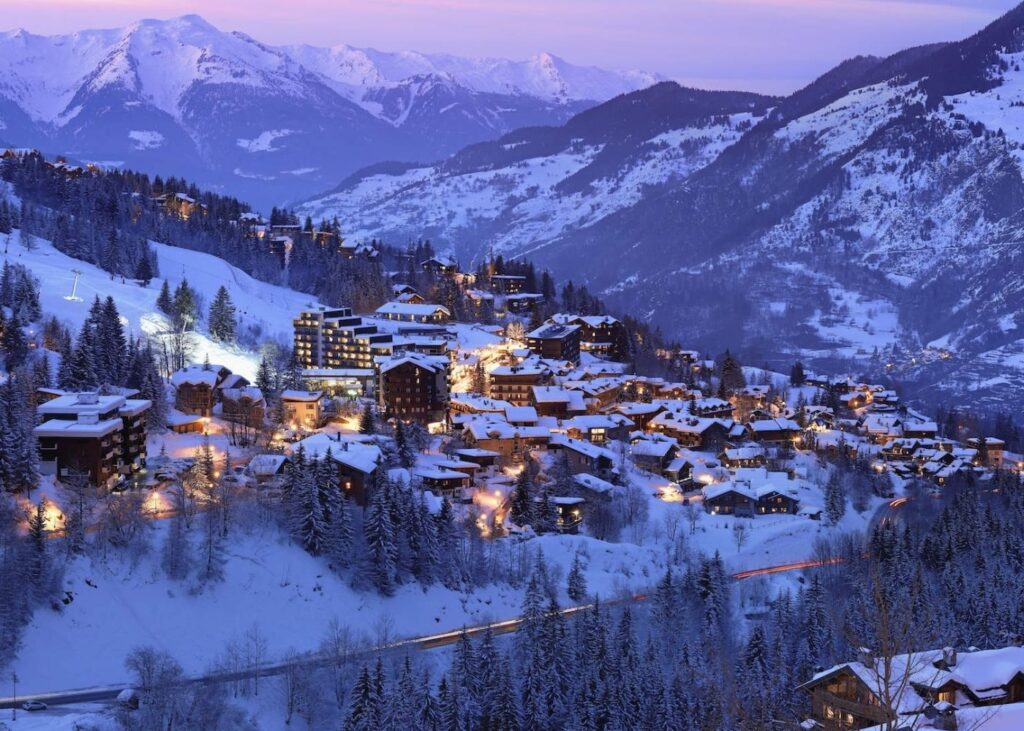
left=825, top=471, right=846, bottom=524
left=27, top=500, right=48, bottom=599
left=298, top=461, right=326, bottom=556
left=1, top=312, right=28, bottom=369
left=790, top=361, right=806, bottom=386
left=156, top=280, right=174, bottom=316
left=535, top=483, right=557, bottom=534
left=359, top=402, right=376, bottom=435
left=567, top=552, right=588, bottom=602
left=363, top=486, right=397, bottom=595
left=510, top=469, right=533, bottom=528
left=395, top=421, right=416, bottom=468
left=207, top=285, right=237, bottom=342
left=134, top=251, right=154, bottom=285
left=345, top=666, right=379, bottom=731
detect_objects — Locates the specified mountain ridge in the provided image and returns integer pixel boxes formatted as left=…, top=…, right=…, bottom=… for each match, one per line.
left=0, top=14, right=660, bottom=207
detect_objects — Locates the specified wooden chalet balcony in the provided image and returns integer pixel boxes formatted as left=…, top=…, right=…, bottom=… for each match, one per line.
left=813, top=690, right=891, bottom=728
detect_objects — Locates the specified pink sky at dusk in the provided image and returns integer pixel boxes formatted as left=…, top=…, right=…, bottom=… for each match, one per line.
left=2, top=0, right=1019, bottom=93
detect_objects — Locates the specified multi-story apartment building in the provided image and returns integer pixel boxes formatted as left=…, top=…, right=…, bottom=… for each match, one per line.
left=34, top=392, right=151, bottom=488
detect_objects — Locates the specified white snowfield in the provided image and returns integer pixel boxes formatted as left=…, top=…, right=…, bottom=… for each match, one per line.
left=0, top=231, right=322, bottom=380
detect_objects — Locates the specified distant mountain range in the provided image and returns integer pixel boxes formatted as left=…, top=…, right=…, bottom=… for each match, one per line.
left=299, top=3, right=1024, bottom=412
left=0, top=14, right=661, bottom=207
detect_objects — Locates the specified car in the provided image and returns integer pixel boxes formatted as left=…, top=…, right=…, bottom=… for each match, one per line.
left=21, top=700, right=48, bottom=711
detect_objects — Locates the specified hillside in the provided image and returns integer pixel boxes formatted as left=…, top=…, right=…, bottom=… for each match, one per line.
left=2, top=229, right=320, bottom=379
left=0, top=15, right=660, bottom=208
left=298, top=5, right=1024, bottom=412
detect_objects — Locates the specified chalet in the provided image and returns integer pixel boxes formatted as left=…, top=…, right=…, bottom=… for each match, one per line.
left=155, top=192, right=206, bottom=220
left=247, top=454, right=290, bottom=482
left=966, top=437, right=1006, bottom=468
left=392, top=283, right=418, bottom=297
left=799, top=645, right=1024, bottom=731
left=731, top=384, right=771, bottom=419
left=453, top=448, right=501, bottom=470
left=421, top=256, right=459, bottom=276
left=488, top=274, right=526, bottom=294
left=462, top=419, right=551, bottom=465
left=702, top=483, right=757, bottom=516
left=860, top=413, right=905, bottom=444
left=375, top=301, right=451, bottom=324
left=611, top=402, right=666, bottom=431
left=414, top=467, right=472, bottom=500
left=526, top=323, right=581, bottom=365
left=561, top=414, right=633, bottom=444
left=549, top=434, right=616, bottom=478
left=629, top=438, right=678, bottom=474
left=691, top=397, right=734, bottom=419
left=219, top=387, right=266, bottom=427
left=171, top=363, right=233, bottom=417
left=550, top=314, right=628, bottom=360
left=504, top=405, right=539, bottom=427
left=166, top=409, right=204, bottom=434
left=449, top=393, right=513, bottom=417
left=281, top=390, right=326, bottom=430
left=746, top=418, right=802, bottom=444
left=35, top=392, right=151, bottom=488
left=397, top=291, right=426, bottom=305
left=649, top=412, right=731, bottom=452
left=550, top=496, right=584, bottom=534
left=293, top=434, right=382, bottom=505
left=377, top=353, right=449, bottom=424
left=702, top=468, right=802, bottom=516
left=719, top=446, right=767, bottom=469
left=489, top=364, right=550, bottom=405
left=505, top=293, right=545, bottom=314
left=531, top=385, right=588, bottom=419
left=904, top=420, right=939, bottom=440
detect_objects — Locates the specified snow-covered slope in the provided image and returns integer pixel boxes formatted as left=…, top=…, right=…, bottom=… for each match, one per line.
left=299, top=83, right=775, bottom=261
left=1, top=230, right=321, bottom=379
left=0, top=15, right=659, bottom=208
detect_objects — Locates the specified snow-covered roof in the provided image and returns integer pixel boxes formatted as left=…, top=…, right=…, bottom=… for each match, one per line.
left=414, top=467, right=469, bottom=481
left=450, top=393, right=512, bottom=413
left=248, top=454, right=289, bottom=476
left=550, top=433, right=616, bottom=461
left=375, top=301, right=451, bottom=318
left=170, top=364, right=226, bottom=387
left=34, top=416, right=122, bottom=438
left=378, top=353, right=447, bottom=374
left=504, top=405, right=538, bottom=423
left=281, top=389, right=323, bottom=402
left=291, top=434, right=381, bottom=474
left=573, top=473, right=618, bottom=494
left=463, top=418, right=550, bottom=442
left=527, top=322, right=580, bottom=339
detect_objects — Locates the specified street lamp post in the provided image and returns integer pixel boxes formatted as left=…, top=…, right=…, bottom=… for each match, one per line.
left=11, top=670, right=18, bottom=720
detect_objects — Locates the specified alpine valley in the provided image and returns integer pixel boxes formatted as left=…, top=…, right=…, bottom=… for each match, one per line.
left=0, top=14, right=659, bottom=208
left=300, top=4, right=1024, bottom=413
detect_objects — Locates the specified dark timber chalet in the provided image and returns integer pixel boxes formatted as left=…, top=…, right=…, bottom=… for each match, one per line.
left=34, top=392, right=151, bottom=489
left=551, top=314, right=629, bottom=361
left=377, top=353, right=450, bottom=424
left=799, top=645, right=1024, bottom=730
left=170, top=363, right=239, bottom=418
left=526, top=322, right=581, bottom=365
left=488, top=363, right=550, bottom=406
